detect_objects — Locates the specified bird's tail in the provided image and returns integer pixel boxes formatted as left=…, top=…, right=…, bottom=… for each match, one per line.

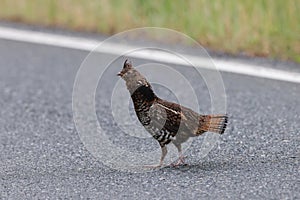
left=197, top=114, right=228, bottom=134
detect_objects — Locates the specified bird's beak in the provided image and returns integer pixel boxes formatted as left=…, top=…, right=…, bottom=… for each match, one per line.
left=117, top=72, right=122, bottom=76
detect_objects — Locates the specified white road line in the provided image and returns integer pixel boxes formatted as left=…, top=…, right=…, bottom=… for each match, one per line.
left=0, top=26, right=300, bottom=84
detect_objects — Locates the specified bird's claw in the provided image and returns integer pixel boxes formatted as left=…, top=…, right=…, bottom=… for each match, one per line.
left=170, top=155, right=188, bottom=167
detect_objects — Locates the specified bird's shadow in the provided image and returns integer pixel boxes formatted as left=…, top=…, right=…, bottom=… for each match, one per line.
left=158, top=154, right=297, bottom=173
left=161, top=160, right=233, bottom=172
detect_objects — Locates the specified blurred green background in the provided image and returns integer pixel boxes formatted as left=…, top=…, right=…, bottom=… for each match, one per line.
left=0, top=0, right=299, bottom=62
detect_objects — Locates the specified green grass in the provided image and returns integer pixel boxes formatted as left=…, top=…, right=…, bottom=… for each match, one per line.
left=0, top=0, right=299, bottom=62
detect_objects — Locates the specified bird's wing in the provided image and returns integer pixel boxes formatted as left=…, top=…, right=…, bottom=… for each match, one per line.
left=148, top=101, right=181, bottom=136
left=158, top=100, right=228, bottom=135
left=149, top=99, right=201, bottom=135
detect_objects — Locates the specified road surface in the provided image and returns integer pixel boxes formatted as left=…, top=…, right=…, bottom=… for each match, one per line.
left=0, top=23, right=299, bottom=199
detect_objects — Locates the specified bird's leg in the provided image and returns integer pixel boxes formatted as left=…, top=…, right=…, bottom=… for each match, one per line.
left=172, top=144, right=186, bottom=166
left=159, top=145, right=167, bottom=166
left=143, top=145, right=167, bottom=169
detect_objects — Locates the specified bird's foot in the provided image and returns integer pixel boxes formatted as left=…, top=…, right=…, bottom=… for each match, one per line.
left=170, top=155, right=188, bottom=167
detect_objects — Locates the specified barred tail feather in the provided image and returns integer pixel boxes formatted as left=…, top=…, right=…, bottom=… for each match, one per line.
left=197, top=114, right=228, bottom=135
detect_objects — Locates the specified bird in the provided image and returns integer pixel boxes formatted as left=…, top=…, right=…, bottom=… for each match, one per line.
left=117, top=59, right=228, bottom=167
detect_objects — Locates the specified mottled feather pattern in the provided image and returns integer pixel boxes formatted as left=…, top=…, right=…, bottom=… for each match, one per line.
left=118, top=60, right=228, bottom=167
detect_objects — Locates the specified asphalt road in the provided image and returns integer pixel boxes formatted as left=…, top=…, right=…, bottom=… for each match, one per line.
left=0, top=25, right=299, bottom=199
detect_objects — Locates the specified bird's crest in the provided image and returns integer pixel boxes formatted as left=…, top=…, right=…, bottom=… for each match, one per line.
left=118, top=59, right=133, bottom=77
left=123, top=59, right=132, bottom=69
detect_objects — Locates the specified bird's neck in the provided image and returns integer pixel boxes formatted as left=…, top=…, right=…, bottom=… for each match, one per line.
left=130, top=85, right=157, bottom=103
left=130, top=85, right=157, bottom=126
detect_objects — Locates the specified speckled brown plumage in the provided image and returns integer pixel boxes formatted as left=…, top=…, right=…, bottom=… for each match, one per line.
left=118, top=60, right=228, bottom=167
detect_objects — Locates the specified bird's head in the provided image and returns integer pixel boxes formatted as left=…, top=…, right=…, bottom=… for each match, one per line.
left=117, top=59, right=133, bottom=78
left=117, top=59, right=152, bottom=94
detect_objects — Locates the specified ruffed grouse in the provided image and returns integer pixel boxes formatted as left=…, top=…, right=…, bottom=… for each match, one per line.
left=118, top=60, right=227, bottom=167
